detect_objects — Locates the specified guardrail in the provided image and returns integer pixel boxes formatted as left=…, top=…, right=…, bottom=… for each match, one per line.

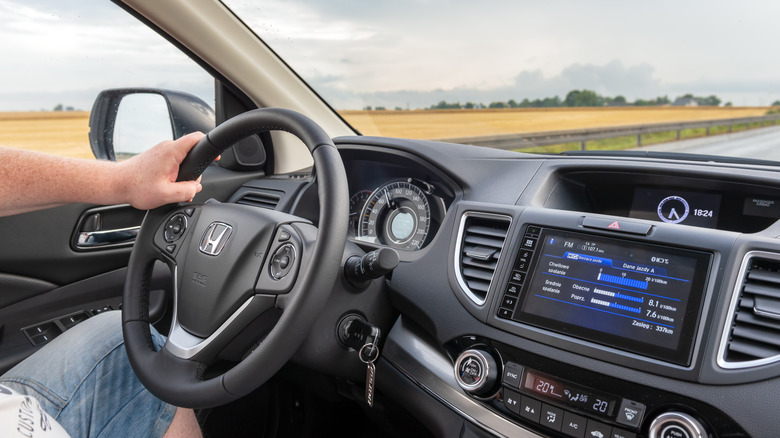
left=438, top=113, right=780, bottom=150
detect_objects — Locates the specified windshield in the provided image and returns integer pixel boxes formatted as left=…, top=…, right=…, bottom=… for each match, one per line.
left=225, top=0, right=780, bottom=160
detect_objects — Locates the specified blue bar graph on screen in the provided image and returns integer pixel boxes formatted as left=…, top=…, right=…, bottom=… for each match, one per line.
left=597, top=269, right=648, bottom=290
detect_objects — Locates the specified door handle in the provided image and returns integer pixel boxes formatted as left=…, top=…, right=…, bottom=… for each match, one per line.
left=77, top=226, right=140, bottom=248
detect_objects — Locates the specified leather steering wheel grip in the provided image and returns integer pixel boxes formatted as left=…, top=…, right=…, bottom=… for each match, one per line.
left=176, top=107, right=336, bottom=182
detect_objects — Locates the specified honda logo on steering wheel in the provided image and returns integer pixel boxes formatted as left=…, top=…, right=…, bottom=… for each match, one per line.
left=199, top=222, right=233, bottom=256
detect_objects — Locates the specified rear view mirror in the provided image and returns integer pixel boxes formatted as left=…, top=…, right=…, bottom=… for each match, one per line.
left=89, top=88, right=215, bottom=161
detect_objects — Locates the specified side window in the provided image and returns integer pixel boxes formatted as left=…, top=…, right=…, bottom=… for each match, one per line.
left=0, top=1, right=214, bottom=159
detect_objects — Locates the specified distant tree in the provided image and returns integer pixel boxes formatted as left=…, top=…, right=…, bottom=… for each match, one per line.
left=429, top=100, right=463, bottom=109
left=724, top=102, right=733, bottom=107
left=488, top=101, right=508, bottom=108
left=564, top=89, right=603, bottom=107
left=772, top=100, right=780, bottom=106
left=696, top=95, right=721, bottom=106
left=394, top=106, right=403, bottom=111
left=53, top=103, right=63, bottom=111
left=363, top=106, right=372, bottom=111
left=507, top=99, right=519, bottom=108
left=375, top=106, right=386, bottom=111
left=464, top=102, right=475, bottom=109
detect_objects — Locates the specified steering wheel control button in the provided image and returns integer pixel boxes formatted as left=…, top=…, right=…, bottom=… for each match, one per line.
left=648, top=412, right=705, bottom=438
left=270, top=243, right=296, bottom=280
left=165, top=244, right=176, bottom=254
left=278, top=230, right=291, bottom=242
left=616, top=399, right=646, bottom=428
left=164, top=213, right=188, bottom=243
left=454, top=348, right=498, bottom=397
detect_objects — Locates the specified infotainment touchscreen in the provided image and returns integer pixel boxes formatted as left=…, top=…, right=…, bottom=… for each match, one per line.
left=503, top=226, right=711, bottom=366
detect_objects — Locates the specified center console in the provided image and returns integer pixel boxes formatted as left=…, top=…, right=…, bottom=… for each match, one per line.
left=448, top=207, right=749, bottom=437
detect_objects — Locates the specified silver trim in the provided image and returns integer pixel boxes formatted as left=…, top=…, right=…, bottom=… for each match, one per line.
left=453, top=212, right=512, bottom=307
left=164, top=263, right=255, bottom=359
left=717, top=250, right=780, bottom=369
left=383, top=319, right=541, bottom=438
left=77, top=226, right=139, bottom=248
left=454, top=349, right=492, bottom=393
left=648, top=411, right=705, bottom=438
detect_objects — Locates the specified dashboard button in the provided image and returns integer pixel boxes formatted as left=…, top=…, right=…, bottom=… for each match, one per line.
left=502, top=362, right=523, bottom=388
left=540, top=403, right=564, bottom=431
left=504, top=389, right=522, bottom=415
left=612, top=428, right=636, bottom=438
left=501, top=295, right=517, bottom=308
left=519, top=395, right=541, bottom=423
left=561, top=411, right=587, bottom=438
left=497, top=308, right=513, bottom=319
left=522, top=237, right=538, bottom=250
left=510, top=271, right=525, bottom=283
left=505, top=283, right=521, bottom=297
left=585, top=419, right=612, bottom=438
left=616, top=399, right=646, bottom=428
left=582, top=217, right=651, bottom=236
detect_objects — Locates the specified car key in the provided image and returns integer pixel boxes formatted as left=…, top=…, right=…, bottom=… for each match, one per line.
left=359, top=341, right=380, bottom=407
left=343, top=318, right=381, bottom=352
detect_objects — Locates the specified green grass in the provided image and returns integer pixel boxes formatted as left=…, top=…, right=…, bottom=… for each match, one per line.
left=516, top=119, right=780, bottom=154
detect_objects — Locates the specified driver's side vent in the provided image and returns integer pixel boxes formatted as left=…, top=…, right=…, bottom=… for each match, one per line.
left=722, top=253, right=780, bottom=367
left=235, top=189, right=282, bottom=210
left=456, top=213, right=511, bottom=306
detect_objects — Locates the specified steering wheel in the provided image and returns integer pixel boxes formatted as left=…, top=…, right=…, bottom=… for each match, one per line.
left=122, top=108, right=348, bottom=408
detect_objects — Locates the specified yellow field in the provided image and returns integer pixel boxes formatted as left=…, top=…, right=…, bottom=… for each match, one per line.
left=340, top=106, right=771, bottom=140
left=0, top=107, right=772, bottom=159
left=0, top=111, right=92, bottom=159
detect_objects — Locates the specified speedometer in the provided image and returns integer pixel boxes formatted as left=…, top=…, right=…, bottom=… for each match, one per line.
left=359, top=180, right=431, bottom=250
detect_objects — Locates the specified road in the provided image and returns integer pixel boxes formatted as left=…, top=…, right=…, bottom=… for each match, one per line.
left=635, top=125, right=780, bottom=162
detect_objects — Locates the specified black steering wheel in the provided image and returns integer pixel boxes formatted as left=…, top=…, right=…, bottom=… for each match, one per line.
left=122, top=108, right=348, bottom=408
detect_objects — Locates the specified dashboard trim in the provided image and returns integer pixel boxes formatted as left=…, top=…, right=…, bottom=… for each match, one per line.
left=717, top=250, right=780, bottom=369
left=383, top=317, right=542, bottom=438
left=453, top=211, right=513, bottom=307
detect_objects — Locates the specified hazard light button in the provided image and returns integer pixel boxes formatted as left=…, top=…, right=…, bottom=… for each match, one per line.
left=582, top=217, right=652, bottom=236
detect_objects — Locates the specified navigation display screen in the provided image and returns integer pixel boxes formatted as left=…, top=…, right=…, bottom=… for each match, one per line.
left=510, top=227, right=711, bottom=365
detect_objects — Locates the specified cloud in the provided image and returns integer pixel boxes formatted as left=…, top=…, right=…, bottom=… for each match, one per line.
left=313, top=60, right=667, bottom=109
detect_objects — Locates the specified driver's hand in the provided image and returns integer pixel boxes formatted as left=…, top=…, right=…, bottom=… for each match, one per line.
left=118, top=131, right=206, bottom=210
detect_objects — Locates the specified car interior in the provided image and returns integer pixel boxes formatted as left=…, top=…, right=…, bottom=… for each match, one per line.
left=2, top=1, right=780, bottom=437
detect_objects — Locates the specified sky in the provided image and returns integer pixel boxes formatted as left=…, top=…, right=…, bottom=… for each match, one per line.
left=1, top=0, right=779, bottom=111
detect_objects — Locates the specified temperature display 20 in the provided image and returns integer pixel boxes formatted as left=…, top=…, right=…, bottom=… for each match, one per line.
left=522, top=369, right=618, bottom=420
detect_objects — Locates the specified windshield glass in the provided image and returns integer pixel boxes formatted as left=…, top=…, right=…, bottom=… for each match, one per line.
left=225, top=0, right=780, bottom=160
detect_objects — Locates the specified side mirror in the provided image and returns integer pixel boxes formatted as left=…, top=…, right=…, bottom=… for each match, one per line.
left=89, top=88, right=215, bottom=160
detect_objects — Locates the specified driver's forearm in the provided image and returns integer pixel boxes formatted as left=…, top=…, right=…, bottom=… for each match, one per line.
left=0, top=147, right=124, bottom=217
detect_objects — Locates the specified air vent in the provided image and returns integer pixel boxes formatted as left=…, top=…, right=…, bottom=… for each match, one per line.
left=455, top=213, right=511, bottom=306
left=235, top=190, right=283, bottom=210
left=720, top=252, right=780, bottom=368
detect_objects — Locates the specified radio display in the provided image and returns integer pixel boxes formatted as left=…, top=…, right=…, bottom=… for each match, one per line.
left=509, top=227, right=711, bottom=365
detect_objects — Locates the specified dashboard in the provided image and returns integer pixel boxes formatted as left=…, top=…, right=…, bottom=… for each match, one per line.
left=235, top=136, right=780, bottom=437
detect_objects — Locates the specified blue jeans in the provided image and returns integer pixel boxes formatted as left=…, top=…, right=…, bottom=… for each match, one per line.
left=0, top=311, right=175, bottom=437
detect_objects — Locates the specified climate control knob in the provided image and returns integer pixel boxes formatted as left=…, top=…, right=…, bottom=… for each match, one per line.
left=454, top=348, right=499, bottom=397
left=648, top=412, right=706, bottom=438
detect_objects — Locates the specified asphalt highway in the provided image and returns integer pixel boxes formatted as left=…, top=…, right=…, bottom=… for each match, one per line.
left=635, top=125, right=780, bottom=162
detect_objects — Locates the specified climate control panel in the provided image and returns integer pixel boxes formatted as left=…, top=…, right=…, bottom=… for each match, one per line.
left=446, top=336, right=746, bottom=437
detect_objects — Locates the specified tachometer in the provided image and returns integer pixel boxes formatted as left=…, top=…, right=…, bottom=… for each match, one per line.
left=359, top=179, right=431, bottom=250
left=348, top=190, right=372, bottom=235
